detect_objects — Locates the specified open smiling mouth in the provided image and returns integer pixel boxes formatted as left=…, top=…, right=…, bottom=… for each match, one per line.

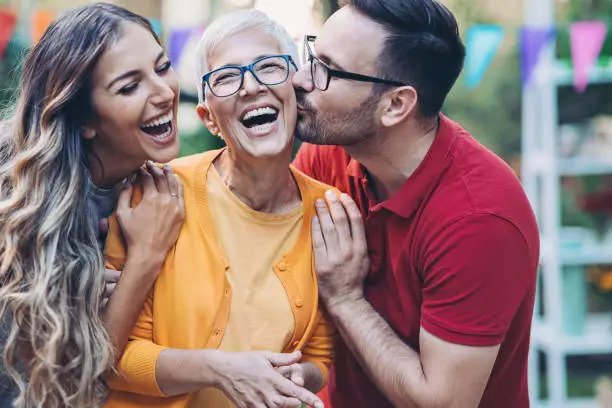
left=141, top=111, right=174, bottom=140
left=240, top=106, right=279, bottom=131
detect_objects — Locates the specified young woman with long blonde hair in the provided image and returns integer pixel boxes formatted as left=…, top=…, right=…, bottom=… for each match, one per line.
left=0, top=3, right=185, bottom=407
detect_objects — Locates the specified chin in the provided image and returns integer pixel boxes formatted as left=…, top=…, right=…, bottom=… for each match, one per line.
left=150, top=144, right=180, bottom=164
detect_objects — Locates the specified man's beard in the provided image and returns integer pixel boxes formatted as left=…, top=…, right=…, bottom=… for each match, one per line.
left=295, top=89, right=380, bottom=147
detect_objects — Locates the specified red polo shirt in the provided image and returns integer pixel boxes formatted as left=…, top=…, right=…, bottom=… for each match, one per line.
left=293, top=115, right=539, bottom=408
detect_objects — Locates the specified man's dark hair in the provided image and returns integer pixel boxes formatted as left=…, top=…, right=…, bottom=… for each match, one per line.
left=350, top=0, right=466, bottom=118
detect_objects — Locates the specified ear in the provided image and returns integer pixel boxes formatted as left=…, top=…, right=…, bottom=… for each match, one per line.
left=81, top=125, right=96, bottom=140
left=196, top=103, right=220, bottom=136
left=380, top=86, right=418, bottom=128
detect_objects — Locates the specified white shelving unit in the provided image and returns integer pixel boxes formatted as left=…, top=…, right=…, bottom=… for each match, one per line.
left=522, top=0, right=612, bottom=406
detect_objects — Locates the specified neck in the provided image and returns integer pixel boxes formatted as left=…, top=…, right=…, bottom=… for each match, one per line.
left=214, top=147, right=300, bottom=214
left=87, top=150, right=139, bottom=189
left=345, top=116, right=438, bottom=201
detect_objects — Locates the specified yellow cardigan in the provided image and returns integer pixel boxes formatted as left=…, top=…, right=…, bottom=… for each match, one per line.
left=103, top=149, right=336, bottom=408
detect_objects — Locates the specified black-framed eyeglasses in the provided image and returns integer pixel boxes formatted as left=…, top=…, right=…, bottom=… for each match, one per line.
left=302, top=35, right=406, bottom=91
left=202, top=54, right=298, bottom=98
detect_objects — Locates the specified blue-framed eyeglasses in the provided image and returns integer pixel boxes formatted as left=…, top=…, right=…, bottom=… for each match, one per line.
left=202, top=54, right=298, bottom=98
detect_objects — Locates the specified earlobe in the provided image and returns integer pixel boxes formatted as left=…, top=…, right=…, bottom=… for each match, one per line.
left=81, top=126, right=96, bottom=140
left=381, top=86, right=418, bottom=128
left=196, top=104, right=219, bottom=135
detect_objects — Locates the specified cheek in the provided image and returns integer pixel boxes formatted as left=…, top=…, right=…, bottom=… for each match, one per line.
left=96, top=100, right=143, bottom=134
left=279, top=84, right=297, bottom=112
left=208, top=102, right=237, bottom=133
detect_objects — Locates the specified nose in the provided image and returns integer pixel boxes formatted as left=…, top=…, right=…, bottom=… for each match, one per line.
left=292, top=65, right=314, bottom=93
left=239, top=70, right=265, bottom=97
left=150, top=76, right=175, bottom=108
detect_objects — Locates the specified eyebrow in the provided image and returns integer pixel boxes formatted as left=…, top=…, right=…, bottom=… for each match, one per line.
left=107, top=50, right=166, bottom=90
left=316, top=51, right=349, bottom=73
left=216, top=54, right=276, bottom=70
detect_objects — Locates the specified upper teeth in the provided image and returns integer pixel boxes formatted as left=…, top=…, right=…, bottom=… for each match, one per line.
left=242, top=107, right=276, bottom=121
left=142, top=111, right=173, bottom=128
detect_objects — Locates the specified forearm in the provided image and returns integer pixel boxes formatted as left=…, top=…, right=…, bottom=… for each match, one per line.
left=327, top=298, right=437, bottom=408
left=102, top=253, right=163, bottom=360
left=155, top=348, right=221, bottom=396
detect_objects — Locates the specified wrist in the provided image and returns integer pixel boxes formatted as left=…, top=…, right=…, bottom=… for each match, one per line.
left=124, top=249, right=165, bottom=274
left=325, top=289, right=364, bottom=311
left=195, top=349, right=224, bottom=389
left=326, top=293, right=367, bottom=320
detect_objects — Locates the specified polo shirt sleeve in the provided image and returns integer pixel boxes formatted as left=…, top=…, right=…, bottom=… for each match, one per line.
left=419, top=213, right=534, bottom=347
left=292, top=142, right=323, bottom=180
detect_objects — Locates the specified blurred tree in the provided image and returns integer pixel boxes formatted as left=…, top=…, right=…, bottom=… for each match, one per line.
left=442, top=0, right=522, bottom=160
left=0, top=39, right=25, bottom=116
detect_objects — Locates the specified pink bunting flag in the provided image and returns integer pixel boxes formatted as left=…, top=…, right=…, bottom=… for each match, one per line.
left=0, top=8, right=17, bottom=63
left=570, top=21, right=608, bottom=93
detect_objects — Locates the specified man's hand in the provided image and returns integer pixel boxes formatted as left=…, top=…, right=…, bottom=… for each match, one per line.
left=277, top=361, right=323, bottom=393
left=312, top=190, right=369, bottom=308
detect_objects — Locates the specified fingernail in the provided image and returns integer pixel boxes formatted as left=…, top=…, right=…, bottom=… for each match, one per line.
left=164, top=164, right=173, bottom=173
left=325, top=190, right=336, bottom=201
left=316, top=199, right=326, bottom=207
left=315, top=402, right=324, bottom=408
left=340, top=193, right=350, bottom=201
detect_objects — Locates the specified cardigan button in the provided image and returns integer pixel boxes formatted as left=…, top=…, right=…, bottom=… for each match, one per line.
left=294, top=299, right=304, bottom=308
left=278, top=262, right=287, bottom=272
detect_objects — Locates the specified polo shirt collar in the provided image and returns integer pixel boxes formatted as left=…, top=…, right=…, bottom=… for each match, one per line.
left=346, top=114, right=457, bottom=218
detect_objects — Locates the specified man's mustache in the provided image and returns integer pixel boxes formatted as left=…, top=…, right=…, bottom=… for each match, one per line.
left=295, top=89, right=315, bottom=112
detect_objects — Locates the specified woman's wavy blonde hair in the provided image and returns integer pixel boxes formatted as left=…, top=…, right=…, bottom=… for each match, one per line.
left=0, top=3, right=161, bottom=407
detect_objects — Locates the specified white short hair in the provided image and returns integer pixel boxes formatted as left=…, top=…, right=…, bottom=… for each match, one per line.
left=194, top=9, right=300, bottom=104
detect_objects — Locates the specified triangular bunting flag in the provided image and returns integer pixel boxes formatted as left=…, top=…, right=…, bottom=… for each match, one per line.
left=169, top=28, right=193, bottom=69
left=465, top=25, right=505, bottom=88
left=32, top=10, right=54, bottom=43
left=0, top=8, right=17, bottom=64
left=570, top=21, right=608, bottom=92
left=149, top=18, right=163, bottom=37
left=520, top=26, right=556, bottom=87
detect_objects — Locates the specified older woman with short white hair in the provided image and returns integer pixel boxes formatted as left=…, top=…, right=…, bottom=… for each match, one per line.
left=103, top=9, right=335, bottom=408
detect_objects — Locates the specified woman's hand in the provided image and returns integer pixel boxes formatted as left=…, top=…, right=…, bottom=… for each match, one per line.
left=102, top=268, right=120, bottom=308
left=214, top=350, right=324, bottom=408
left=116, top=161, right=185, bottom=267
left=101, top=162, right=185, bottom=357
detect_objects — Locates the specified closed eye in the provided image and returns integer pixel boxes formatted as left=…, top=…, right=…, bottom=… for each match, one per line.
left=156, top=60, right=172, bottom=74
left=118, top=82, right=138, bottom=95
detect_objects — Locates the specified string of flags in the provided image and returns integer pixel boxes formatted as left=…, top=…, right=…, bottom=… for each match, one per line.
left=465, top=21, right=609, bottom=92
left=0, top=7, right=610, bottom=93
